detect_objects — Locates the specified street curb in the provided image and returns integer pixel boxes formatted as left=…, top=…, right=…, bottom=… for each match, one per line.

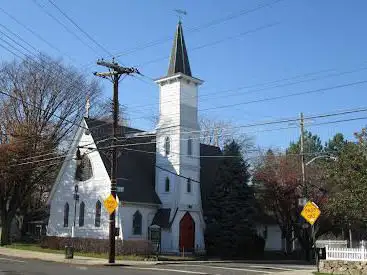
left=0, top=248, right=161, bottom=266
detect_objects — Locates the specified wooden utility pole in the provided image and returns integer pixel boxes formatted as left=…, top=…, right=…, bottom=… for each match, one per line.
left=300, top=112, right=306, bottom=194
left=94, top=59, right=139, bottom=264
left=300, top=112, right=315, bottom=262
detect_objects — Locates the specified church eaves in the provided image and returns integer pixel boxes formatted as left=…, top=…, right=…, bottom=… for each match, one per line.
left=167, top=21, right=192, bottom=77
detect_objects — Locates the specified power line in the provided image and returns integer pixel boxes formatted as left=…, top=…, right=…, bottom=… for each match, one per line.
left=12, top=113, right=367, bottom=167
left=127, top=64, right=367, bottom=115
left=46, top=0, right=113, bottom=56
left=112, top=0, right=284, bottom=59
left=11, top=106, right=367, bottom=165
left=130, top=80, right=367, bottom=121
left=0, top=6, right=72, bottom=59
left=137, top=22, right=279, bottom=68
left=0, top=23, right=40, bottom=53
left=32, top=0, right=100, bottom=55
left=0, top=28, right=37, bottom=57
left=0, top=36, right=31, bottom=59
left=98, top=106, right=367, bottom=147
left=0, top=42, right=24, bottom=59
left=0, top=90, right=89, bottom=131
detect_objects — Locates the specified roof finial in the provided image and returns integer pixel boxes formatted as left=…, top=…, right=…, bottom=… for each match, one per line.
left=85, top=95, right=90, bottom=118
left=174, top=9, right=187, bottom=23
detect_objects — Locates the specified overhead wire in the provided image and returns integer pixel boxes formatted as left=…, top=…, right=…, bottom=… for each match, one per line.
left=127, top=64, right=367, bottom=115
left=137, top=21, right=279, bottom=69
left=32, top=0, right=100, bottom=55
left=46, top=0, right=113, bottom=57
left=0, top=6, right=75, bottom=62
left=90, top=108, right=367, bottom=150
left=0, top=42, right=24, bottom=59
left=112, top=0, right=285, bottom=59
left=129, top=79, right=367, bottom=121
left=17, top=105, right=366, bottom=165
left=0, top=23, right=40, bottom=53
left=12, top=111, right=367, bottom=167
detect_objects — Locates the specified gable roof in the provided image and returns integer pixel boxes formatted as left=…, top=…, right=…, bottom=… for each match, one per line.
left=151, top=208, right=171, bottom=228
left=85, top=118, right=160, bottom=205
left=84, top=118, right=222, bottom=209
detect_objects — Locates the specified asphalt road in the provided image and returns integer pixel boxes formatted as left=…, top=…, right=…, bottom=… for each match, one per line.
left=0, top=256, right=313, bottom=275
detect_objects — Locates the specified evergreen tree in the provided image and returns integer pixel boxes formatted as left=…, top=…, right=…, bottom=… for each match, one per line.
left=287, top=130, right=323, bottom=162
left=205, top=140, right=258, bottom=257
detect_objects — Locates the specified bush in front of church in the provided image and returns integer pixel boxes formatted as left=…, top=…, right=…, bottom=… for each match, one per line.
left=40, top=236, right=153, bottom=255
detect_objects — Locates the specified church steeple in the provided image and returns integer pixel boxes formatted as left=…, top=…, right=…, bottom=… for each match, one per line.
left=167, top=21, right=192, bottom=77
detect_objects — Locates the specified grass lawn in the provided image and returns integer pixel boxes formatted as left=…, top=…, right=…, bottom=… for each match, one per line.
left=5, top=243, right=200, bottom=261
left=313, top=273, right=331, bottom=275
left=5, top=243, right=148, bottom=261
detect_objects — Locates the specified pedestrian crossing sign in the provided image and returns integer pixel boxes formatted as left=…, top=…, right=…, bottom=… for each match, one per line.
left=301, top=201, right=321, bottom=225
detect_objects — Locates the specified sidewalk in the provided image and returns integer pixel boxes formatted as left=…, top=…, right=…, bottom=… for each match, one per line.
left=0, top=247, right=318, bottom=273
left=0, top=247, right=161, bottom=266
left=273, top=271, right=315, bottom=275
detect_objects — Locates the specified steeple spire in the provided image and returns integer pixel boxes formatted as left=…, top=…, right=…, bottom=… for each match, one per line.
left=167, top=21, right=192, bottom=77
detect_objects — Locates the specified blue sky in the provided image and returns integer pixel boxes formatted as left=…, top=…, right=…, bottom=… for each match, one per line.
left=1, top=0, right=367, bottom=150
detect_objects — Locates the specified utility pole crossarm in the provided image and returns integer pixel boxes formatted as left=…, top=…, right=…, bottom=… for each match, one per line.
left=96, top=59, right=140, bottom=75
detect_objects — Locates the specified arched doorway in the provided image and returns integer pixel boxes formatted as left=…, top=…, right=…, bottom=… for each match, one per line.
left=179, top=212, right=195, bottom=252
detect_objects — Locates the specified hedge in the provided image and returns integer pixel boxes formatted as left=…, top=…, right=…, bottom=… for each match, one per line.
left=40, top=236, right=153, bottom=255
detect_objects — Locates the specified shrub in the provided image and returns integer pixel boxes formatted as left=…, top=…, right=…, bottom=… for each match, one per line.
left=40, top=236, right=153, bottom=255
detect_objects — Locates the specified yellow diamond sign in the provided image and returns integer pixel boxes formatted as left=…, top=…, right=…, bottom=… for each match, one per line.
left=301, top=201, right=321, bottom=225
left=104, top=194, right=118, bottom=214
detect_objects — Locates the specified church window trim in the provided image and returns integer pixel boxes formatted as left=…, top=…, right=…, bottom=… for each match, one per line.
left=79, top=201, right=85, bottom=227
left=95, top=200, right=101, bottom=227
left=165, top=177, right=170, bottom=192
left=187, top=178, right=192, bottom=193
left=133, top=211, right=142, bottom=235
left=164, top=137, right=170, bottom=156
left=187, top=137, right=193, bottom=156
left=63, top=202, right=69, bottom=227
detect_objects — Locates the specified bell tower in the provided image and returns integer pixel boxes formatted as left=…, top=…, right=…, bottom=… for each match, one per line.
left=155, top=21, right=203, bottom=212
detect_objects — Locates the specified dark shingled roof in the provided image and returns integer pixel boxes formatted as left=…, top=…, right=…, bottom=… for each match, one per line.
left=167, top=21, right=192, bottom=77
left=151, top=208, right=171, bottom=228
left=85, top=118, right=160, bottom=205
left=84, top=118, right=222, bottom=209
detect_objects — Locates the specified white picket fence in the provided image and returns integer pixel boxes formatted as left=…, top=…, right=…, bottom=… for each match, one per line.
left=326, top=245, right=367, bottom=261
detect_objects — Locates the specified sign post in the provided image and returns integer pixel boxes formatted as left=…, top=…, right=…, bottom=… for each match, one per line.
left=301, top=201, right=321, bottom=269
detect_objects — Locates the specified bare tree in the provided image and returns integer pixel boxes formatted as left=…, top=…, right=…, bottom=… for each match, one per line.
left=89, top=97, right=130, bottom=126
left=200, top=116, right=254, bottom=153
left=0, top=54, right=101, bottom=244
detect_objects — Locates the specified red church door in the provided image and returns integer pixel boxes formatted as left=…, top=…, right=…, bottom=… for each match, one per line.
left=179, top=212, right=195, bottom=252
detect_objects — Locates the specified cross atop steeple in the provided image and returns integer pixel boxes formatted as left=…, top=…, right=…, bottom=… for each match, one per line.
left=85, top=96, right=90, bottom=118
left=167, top=20, right=192, bottom=77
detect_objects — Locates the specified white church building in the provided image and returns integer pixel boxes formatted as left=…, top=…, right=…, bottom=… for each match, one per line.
left=47, top=21, right=222, bottom=254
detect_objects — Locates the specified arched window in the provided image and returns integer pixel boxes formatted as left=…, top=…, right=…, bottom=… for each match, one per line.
left=75, top=155, right=93, bottom=181
left=79, top=202, right=85, bottom=227
left=187, top=137, right=192, bottom=156
left=187, top=178, right=192, bottom=193
left=63, top=203, right=69, bottom=227
left=95, top=201, right=101, bottom=227
left=164, top=137, right=170, bottom=156
left=133, top=211, right=142, bottom=235
left=165, top=177, right=170, bottom=192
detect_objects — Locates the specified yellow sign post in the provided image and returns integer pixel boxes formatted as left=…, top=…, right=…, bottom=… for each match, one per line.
left=301, top=201, right=321, bottom=225
left=104, top=194, right=118, bottom=214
